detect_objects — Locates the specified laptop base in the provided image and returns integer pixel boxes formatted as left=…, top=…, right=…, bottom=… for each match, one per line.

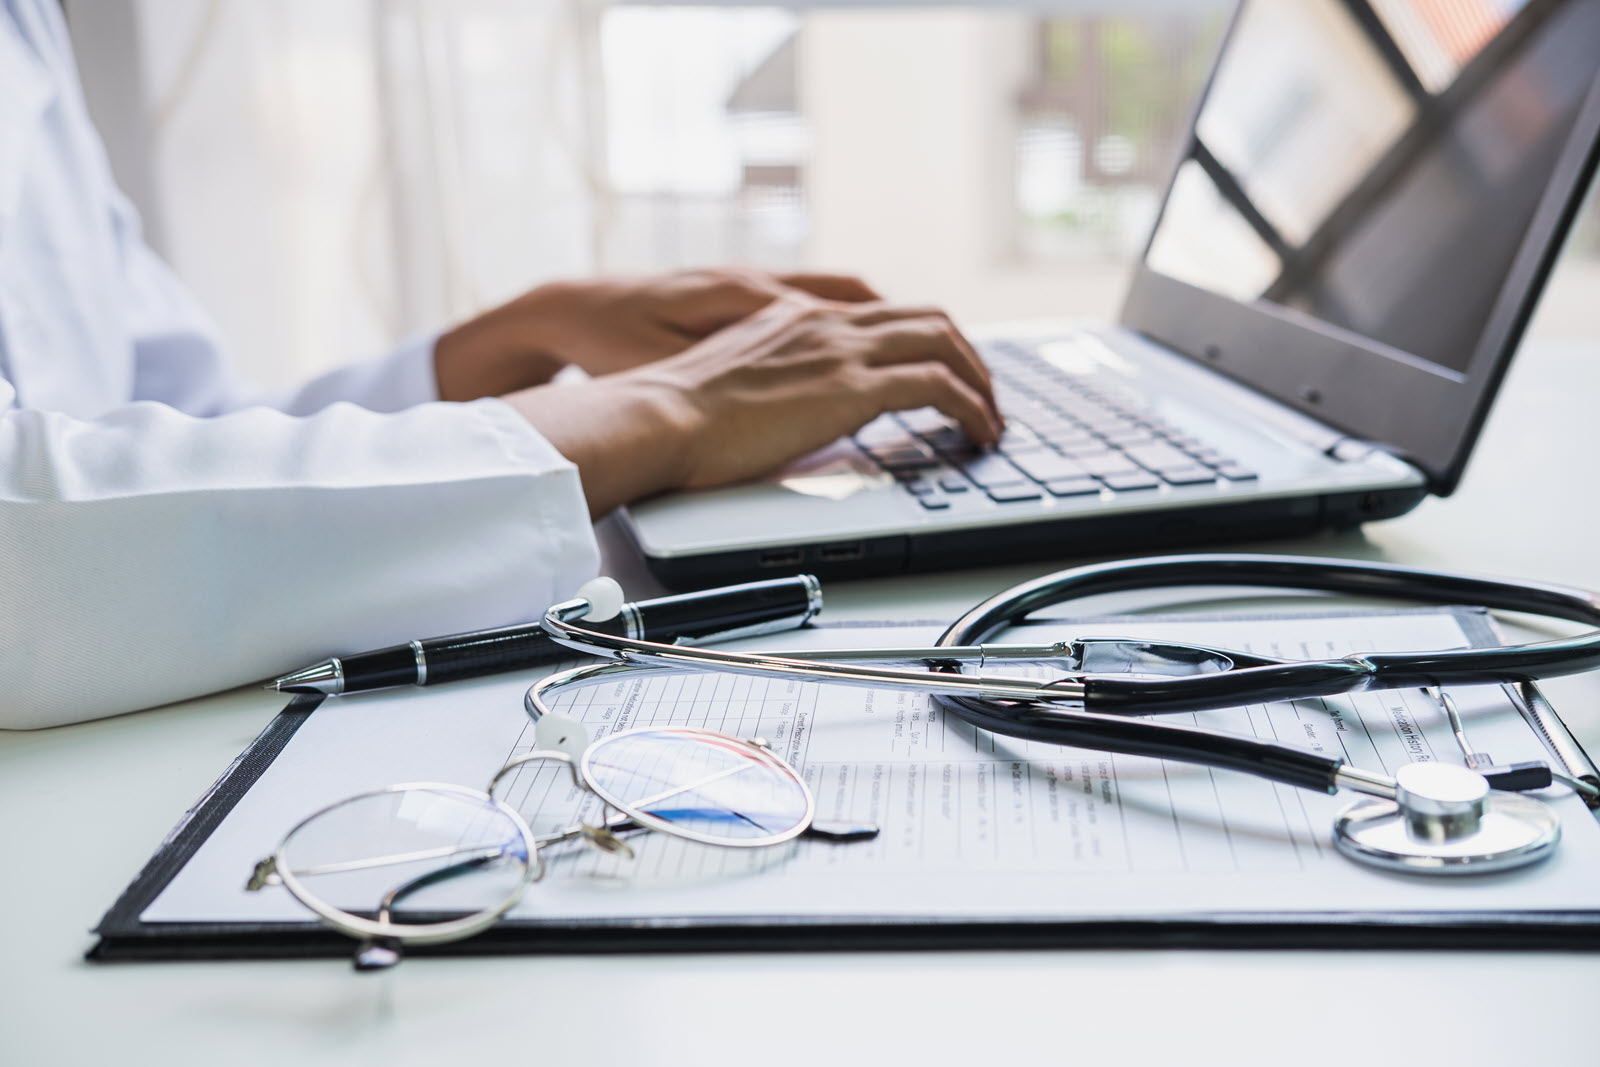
left=628, top=483, right=1427, bottom=591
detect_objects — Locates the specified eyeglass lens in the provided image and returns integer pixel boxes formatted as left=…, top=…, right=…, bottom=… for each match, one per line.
left=277, top=786, right=531, bottom=934
left=583, top=728, right=811, bottom=845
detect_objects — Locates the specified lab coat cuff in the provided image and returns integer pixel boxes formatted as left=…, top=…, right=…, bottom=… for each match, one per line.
left=260, top=330, right=444, bottom=416
left=471, top=396, right=602, bottom=600
left=370, top=330, right=445, bottom=408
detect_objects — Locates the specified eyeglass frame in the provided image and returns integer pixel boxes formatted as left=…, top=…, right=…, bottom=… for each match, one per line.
left=247, top=719, right=834, bottom=953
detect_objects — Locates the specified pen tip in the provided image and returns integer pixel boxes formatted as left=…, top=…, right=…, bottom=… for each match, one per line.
left=267, top=662, right=344, bottom=695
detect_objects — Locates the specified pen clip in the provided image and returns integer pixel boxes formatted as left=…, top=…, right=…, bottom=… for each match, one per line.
left=671, top=613, right=814, bottom=647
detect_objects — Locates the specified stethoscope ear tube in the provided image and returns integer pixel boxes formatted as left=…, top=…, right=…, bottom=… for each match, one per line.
left=1361, top=634, right=1600, bottom=687
left=937, top=692, right=1347, bottom=793
left=1080, top=659, right=1375, bottom=715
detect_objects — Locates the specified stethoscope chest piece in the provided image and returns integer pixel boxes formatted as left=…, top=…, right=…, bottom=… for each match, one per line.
left=1333, top=763, right=1561, bottom=875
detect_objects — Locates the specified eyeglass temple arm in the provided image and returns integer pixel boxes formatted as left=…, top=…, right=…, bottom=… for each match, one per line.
left=350, top=851, right=510, bottom=972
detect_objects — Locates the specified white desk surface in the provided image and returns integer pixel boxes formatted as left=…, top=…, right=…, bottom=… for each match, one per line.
left=4, top=338, right=1599, bottom=1066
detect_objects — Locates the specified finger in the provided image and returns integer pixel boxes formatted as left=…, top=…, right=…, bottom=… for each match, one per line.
left=659, top=269, right=806, bottom=338
left=697, top=290, right=820, bottom=350
left=842, top=302, right=949, bottom=328
left=631, top=319, right=702, bottom=363
left=857, top=316, right=999, bottom=421
left=775, top=271, right=882, bottom=303
left=844, top=305, right=997, bottom=410
left=866, top=363, right=1001, bottom=447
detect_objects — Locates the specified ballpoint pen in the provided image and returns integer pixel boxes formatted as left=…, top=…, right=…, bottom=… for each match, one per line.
left=269, top=575, right=823, bottom=695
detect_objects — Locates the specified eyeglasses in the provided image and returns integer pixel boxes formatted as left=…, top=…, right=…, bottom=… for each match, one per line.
left=247, top=699, right=876, bottom=970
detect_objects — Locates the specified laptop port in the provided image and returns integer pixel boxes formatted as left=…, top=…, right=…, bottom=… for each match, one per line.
left=759, top=547, right=805, bottom=567
left=818, top=542, right=865, bottom=563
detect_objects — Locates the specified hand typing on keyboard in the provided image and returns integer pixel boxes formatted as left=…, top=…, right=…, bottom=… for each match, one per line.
left=854, top=343, right=1257, bottom=510
left=507, top=290, right=1003, bottom=515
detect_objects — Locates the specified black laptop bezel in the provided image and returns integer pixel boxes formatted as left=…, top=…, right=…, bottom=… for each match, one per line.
left=1119, top=0, right=1600, bottom=496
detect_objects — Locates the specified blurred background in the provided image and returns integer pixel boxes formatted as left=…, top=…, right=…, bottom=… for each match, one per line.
left=65, top=0, right=1600, bottom=389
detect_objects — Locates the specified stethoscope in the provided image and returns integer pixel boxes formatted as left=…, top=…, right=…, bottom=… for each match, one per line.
left=527, top=554, right=1600, bottom=877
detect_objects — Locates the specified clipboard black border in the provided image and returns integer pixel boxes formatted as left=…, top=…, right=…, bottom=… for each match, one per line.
left=89, top=612, right=1600, bottom=961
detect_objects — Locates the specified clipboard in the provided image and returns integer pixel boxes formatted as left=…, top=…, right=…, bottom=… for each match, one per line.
left=89, top=612, right=1600, bottom=961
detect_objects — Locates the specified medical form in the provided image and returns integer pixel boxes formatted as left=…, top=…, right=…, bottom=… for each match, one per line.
left=140, top=611, right=1600, bottom=928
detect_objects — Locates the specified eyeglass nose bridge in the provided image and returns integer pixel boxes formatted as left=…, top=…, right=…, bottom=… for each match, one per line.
left=486, top=749, right=636, bottom=858
left=488, top=749, right=585, bottom=798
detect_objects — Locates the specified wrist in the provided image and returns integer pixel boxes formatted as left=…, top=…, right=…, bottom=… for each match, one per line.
left=504, top=373, right=698, bottom=517
left=513, top=279, right=582, bottom=353
left=434, top=284, right=573, bottom=401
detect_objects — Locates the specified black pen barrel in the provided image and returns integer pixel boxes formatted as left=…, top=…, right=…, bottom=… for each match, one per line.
left=417, top=618, right=627, bottom=686
left=634, top=576, right=820, bottom=643
left=340, top=575, right=820, bottom=691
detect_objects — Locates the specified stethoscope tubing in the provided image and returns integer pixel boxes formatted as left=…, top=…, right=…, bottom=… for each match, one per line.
left=922, top=553, right=1600, bottom=790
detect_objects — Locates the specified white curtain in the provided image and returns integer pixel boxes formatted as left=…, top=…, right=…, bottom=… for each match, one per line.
left=129, top=0, right=603, bottom=388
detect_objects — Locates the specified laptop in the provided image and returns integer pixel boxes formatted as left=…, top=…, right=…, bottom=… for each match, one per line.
left=622, top=0, right=1600, bottom=589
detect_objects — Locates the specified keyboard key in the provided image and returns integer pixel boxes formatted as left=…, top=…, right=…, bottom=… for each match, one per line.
left=1044, top=477, right=1102, bottom=497
left=917, top=495, right=951, bottom=510
left=1101, top=472, right=1161, bottom=492
left=1068, top=412, right=1126, bottom=432
left=938, top=476, right=971, bottom=493
left=1007, top=449, right=1088, bottom=483
left=902, top=478, right=937, bottom=496
left=1121, top=441, right=1197, bottom=472
left=1054, top=395, right=1107, bottom=415
left=1056, top=438, right=1112, bottom=458
left=1098, top=424, right=1156, bottom=446
left=1072, top=450, right=1142, bottom=477
left=870, top=443, right=940, bottom=470
left=1215, top=463, right=1259, bottom=481
left=1037, top=423, right=1095, bottom=443
left=993, top=387, right=1046, bottom=415
left=987, top=484, right=1043, bottom=503
left=957, top=452, right=1029, bottom=487
left=996, top=425, right=1045, bottom=453
left=898, top=407, right=956, bottom=436
left=855, top=416, right=913, bottom=448
left=1020, top=414, right=1078, bottom=435
left=919, top=426, right=973, bottom=454
left=1158, top=466, right=1218, bottom=486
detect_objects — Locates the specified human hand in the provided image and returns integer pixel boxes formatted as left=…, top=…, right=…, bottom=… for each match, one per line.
left=433, top=268, right=882, bottom=402
left=503, top=294, right=1002, bottom=517
left=515, top=266, right=884, bottom=377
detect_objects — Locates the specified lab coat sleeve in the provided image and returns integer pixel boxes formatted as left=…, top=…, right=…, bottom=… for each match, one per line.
left=0, top=394, right=601, bottom=729
left=264, top=331, right=445, bottom=415
left=117, top=203, right=446, bottom=419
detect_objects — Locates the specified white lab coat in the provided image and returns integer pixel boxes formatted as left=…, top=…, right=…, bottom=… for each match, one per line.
left=0, top=0, right=600, bottom=728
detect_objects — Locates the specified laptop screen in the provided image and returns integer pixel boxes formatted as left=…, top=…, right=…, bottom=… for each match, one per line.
left=1142, top=0, right=1600, bottom=378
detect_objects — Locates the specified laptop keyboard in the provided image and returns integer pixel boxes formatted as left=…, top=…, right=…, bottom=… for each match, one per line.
left=852, top=341, right=1259, bottom=511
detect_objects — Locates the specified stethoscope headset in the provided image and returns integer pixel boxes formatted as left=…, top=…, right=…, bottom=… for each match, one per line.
left=529, top=554, right=1600, bottom=876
